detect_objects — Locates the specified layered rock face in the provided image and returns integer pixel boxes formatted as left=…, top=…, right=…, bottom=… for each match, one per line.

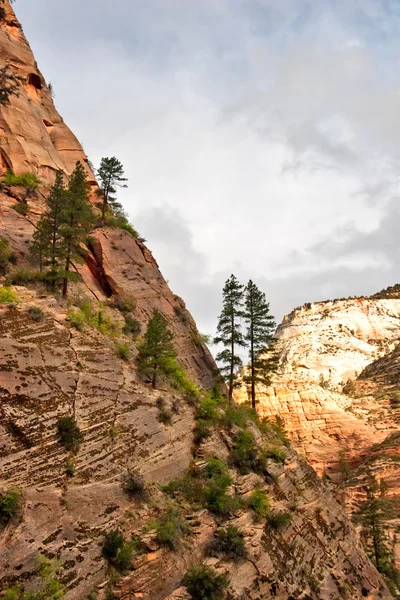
left=236, top=297, right=400, bottom=472
left=0, top=2, right=394, bottom=599
left=236, top=296, right=400, bottom=589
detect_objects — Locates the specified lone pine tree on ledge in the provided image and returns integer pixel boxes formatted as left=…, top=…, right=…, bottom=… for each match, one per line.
left=214, top=274, right=245, bottom=401
left=138, top=309, right=176, bottom=389
left=96, top=156, right=128, bottom=227
left=243, top=280, right=278, bottom=409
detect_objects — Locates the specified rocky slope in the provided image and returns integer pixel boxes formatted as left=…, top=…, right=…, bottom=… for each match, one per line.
left=0, top=2, right=394, bottom=599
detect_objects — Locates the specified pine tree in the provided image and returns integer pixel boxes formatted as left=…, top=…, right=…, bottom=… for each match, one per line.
left=214, top=275, right=245, bottom=401
left=243, top=280, right=277, bottom=408
left=59, top=162, right=94, bottom=297
left=31, top=170, right=65, bottom=285
left=96, top=157, right=128, bottom=226
left=137, top=309, right=176, bottom=389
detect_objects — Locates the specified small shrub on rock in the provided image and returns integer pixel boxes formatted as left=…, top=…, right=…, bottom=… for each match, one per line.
left=248, top=488, right=270, bottom=521
left=267, top=510, right=292, bottom=530
left=153, top=508, right=187, bottom=550
left=13, top=201, right=28, bottom=216
left=0, top=489, right=22, bottom=526
left=102, top=530, right=132, bottom=573
left=123, top=314, right=141, bottom=337
left=263, top=446, right=287, bottom=463
left=6, top=268, right=45, bottom=285
left=27, top=306, right=44, bottom=322
left=183, top=564, right=228, bottom=600
left=0, top=286, right=18, bottom=304
left=115, top=342, right=130, bottom=361
left=208, top=524, right=246, bottom=558
left=230, top=429, right=260, bottom=474
left=2, top=170, right=41, bottom=190
left=0, top=236, right=16, bottom=275
left=57, top=416, right=83, bottom=452
left=115, top=297, right=135, bottom=313
left=122, top=470, right=146, bottom=500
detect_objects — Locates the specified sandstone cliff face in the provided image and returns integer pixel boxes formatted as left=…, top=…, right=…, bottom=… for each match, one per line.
left=236, top=296, right=400, bottom=589
left=0, top=2, right=394, bottom=599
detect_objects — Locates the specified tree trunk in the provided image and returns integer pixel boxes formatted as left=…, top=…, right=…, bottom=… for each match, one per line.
left=62, top=245, right=71, bottom=298
left=152, top=364, right=157, bottom=389
left=101, top=197, right=107, bottom=227
left=229, top=310, right=234, bottom=402
left=250, top=296, right=255, bottom=409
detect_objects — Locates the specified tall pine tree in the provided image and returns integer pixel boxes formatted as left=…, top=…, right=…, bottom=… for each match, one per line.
left=96, top=157, right=128, bottom=226
left=243, top=280, right=277, bottom=408
left=214, top=275, right=245, bottom=401
left=138, top=309, right=176, bottom=389
left=60, top=162, right=95, bottom=297
left=31, top=170, right=65, bottom=286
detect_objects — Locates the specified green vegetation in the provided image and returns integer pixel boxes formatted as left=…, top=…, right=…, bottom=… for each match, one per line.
left=122, top=470, right=146, bottom=500
left=208, top=524, right=246, bottom=558
left=57, top=416, right=83, bottom=452
left=2, top=555, right=65, bottom=599
left=31, top=163, right=95, bottom=296
left=115, top=297, right=135, bottom=313
left=67, top=297, right=121, bottom=337
left=102, top=530, right=133, bottom=573
left=267, top=510, right=292, bottom=530
left=0, top=489, right=22, bottom=526
left=27, top=305, right=44, bottom=322
left=163, top=457, right=241, bottom=518
left=123, top=314, right=141, bottom=337
left=356, top=474, right=400, bottom=596
left=0, top=285, right=18, bottom=304
left=0, top=66, right=22, bottom=106
left=214, top=274, right=245, bottom=401
left=264, top=446, right=287, bottom=462
left=0, top=236, right=17, bottom=275
left=248, top=488, right=270, bottom=520
left=243, top=280, right=278, bottom=408
left=229, top=428, right=262, bottom=474
left=115, top=341, right=130, bottom=361
left=96, top=156, right=128, bottom=226
left=2, top=170, right=40, bottom=190
left=182, top=564, right=228, bottom=600
left=137, top=309, right=176, bottom=389
left=13, top=201, right=29, bottom=216
left=156, top=397, right=173, bottom=425
left=5, top=268, right=45, bottom=286
left=150, top=508, right=189, bottom=550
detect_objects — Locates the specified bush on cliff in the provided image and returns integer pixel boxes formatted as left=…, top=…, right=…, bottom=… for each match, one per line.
left=0, top=285, right=18, bottom=304
left=2, top=170, right=40, bottom=191
left=183, top=564, right=228, bottom=600
left=208, top=524, right=246, bottom=559
left=102, top=530, right=133, bottom=573
left=57, top=416, right=83, bottom=452
left=0, top=236, right=17, bottom=275
left=0, top=489, right=22, bottom=526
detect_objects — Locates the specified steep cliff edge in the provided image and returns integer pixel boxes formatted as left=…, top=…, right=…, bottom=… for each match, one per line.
left=0, top=2, right=393, bottom=599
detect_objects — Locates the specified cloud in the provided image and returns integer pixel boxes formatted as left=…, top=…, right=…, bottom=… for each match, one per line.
left=13, top=0, right=400, bottom=336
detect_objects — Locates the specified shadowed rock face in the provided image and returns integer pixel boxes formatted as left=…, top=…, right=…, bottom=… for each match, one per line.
left=0, top=2, right=394, bottom=598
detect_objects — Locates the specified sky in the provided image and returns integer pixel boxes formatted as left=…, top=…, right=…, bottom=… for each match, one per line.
left=13, top=0, right=400, bottom=338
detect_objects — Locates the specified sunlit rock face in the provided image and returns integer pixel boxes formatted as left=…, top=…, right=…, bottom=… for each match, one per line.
left=237, top=297, right=400, bottom=473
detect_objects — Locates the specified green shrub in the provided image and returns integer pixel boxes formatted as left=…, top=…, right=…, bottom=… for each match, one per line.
left=230, top=429, right=260, bottom=474
left=27, top=306, right=44, bottom=322
left=263, top=446, right=287, bottom=463
left=209, top=524, right=246, bottom=558
left=267, top=510, right=292, bottom=530
left=102, top=530, right=132, bottom=573
left=122, top=470, right=146, bottom=500
left=0, top=489, right=22, bottom=526
left=158, top=407, right=173, bottom=425
left=67, top=308, right=86, bottom=331
left=183, top=564, right=228, bottom=600
left=6, top=268, right=45, bottom=285
left=115, top=297, right=135, bottom=313
left=193, top=419, right=212, bottom=445
left=57, top=416, right=83, bottom=452
left=123, top=314, right=141, bottom=337
left=2, top=555, right=65, bottom=599
left=65, top=460, right=75, bottom=478
left=162, top=473, right=206, bottom=508
left=0, top=236, right=16, bottom=275
left=164, top=356, right=200, bottom=397
left=115, top=342, right=130, bottom=361
left=105, top=210, right=138, bottom=238
left=0, top=285, right=18, bottom=304
left=153, top=508, right=187, bottom=550
left=2, top=170, right=41, bottom=190
left=13, top=202, right=28, bottom=216
left=248, top=488, right=270, bottom=521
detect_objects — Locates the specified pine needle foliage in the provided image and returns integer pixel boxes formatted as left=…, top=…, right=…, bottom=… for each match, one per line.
left=214, top=274, right=245, bottom=400
left=137, top=309, right=176, bottom=389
